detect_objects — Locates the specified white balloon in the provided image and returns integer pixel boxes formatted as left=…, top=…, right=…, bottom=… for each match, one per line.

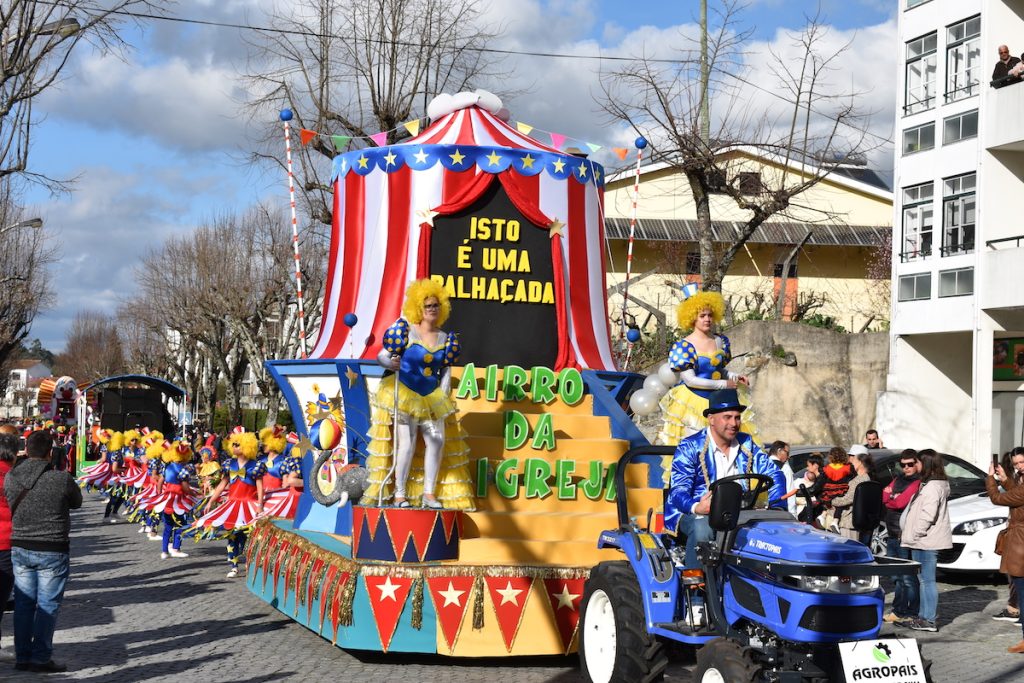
left=629, top=389, right=660, bottom=416
left=658, top=362, right=681, bottom=388
left=643, top=374, right=668, bottom=398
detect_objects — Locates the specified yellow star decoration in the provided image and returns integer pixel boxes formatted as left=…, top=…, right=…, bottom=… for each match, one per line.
left=548, top=219, right=565, bottom=238
left=577, top=162, right=588, bottom=178
left=485, top=150, right=502, bottom=166
left=417, top=208, right=440, bottom=227
left=521, top=153, right=536, bottom=169
left=344, top=366, right=359, bottom=388
left=383, top=150, right=398, bottom=167
left=449, top=149, right=466, bottom=165
left=594, top=167, right=602, bottom=182
left=552, top=584, right=580, bottom=610
left=552, top=158, right=565, bottom=173
left=357, top=155, right=369, bottom=169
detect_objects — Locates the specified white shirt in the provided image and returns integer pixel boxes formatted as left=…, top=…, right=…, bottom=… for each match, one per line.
left=692, top=429, right=740, bottom=514
left=773, top=457, right=796, bottom=514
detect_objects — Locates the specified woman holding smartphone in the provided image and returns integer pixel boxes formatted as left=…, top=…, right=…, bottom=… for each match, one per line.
left=987, top=447, right=1024, bottom=653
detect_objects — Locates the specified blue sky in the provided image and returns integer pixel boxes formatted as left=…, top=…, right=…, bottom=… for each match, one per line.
left=24, top=0, right=897, bottom=354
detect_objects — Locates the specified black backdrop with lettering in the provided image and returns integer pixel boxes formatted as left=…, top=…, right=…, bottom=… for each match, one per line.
left=429, top=181, right=557, bottom=368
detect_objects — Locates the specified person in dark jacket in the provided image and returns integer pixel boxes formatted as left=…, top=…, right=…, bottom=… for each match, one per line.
left=3, top=430, right=82, bottom=673
left=881, top=449, right=922, bottom=625
left=988, top=447, right=1024, bottom=652
left=993, top=45, right=1022, bottom=83
left=0, top=427, right=18, bottom=660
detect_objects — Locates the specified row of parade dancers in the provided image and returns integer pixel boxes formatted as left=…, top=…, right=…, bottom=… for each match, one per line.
left=78, top=425, right=303, bottom=577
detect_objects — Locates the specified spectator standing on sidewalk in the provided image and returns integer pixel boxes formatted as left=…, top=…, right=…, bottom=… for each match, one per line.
left=882, top=449, right=922, bottom=625
left=901, top=450, right=952, bottom=633
left=987, top=447, right=1024, bottom=653
left=3, top=430, right=82, bottom=673
left=832, top=446, right=875, bottom=545
left=768, top=441, right=796, bottom=515
left=864, top=429, right=884, bottom=449
left=0, top=427, right=18, bottom=660
left=993, top=450, right=1022, bottom=623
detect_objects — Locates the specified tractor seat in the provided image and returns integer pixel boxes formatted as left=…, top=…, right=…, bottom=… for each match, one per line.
left=735, top=509, right=795, bottom=525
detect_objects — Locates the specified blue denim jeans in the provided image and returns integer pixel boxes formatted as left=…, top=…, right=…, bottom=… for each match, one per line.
left=910, top=548, right=938, bottom=623
left=886, top=538, right=919, bottom=618
left=677, top=514, right=714, bottom=569
left=12, top=547, right=70, bottom=665
left=1013, top=576, right=1024, bottom=639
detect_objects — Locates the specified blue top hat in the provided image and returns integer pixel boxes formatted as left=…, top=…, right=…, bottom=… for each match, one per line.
left=702, top=388, right=747, bottom=417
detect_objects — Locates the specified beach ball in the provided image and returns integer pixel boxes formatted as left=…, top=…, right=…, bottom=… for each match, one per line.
left=310, top=418, right=342, bottom=450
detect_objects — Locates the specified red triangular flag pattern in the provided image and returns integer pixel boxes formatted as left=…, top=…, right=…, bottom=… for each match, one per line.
left=386, top=509, right=438, bottom=561
left=484, top=576, right=534, bottom=652
left=306, top=558, right=325, bottom=624
left=439, top=510, right=459, bottom=543
left=272, top=539, right=291, bottom=598
left=365, top=574, right=414, bottom=652
left=542, top=578, right=586, bottom=653
left=329, top=570, right=352, bottom=643
left=261, top=537, right=279, bottom=591
left=427, top=575, right=476, bottom=652
left=292, top=551, right=311, bottom=615
left=299, top=128, right=317, bottom=145
left=317, top=564, right=340, bottom=634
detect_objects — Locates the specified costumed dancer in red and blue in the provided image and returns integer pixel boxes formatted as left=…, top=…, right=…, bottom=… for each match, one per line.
left=259, top=427, right=303, bottom=519
left=360, top=278, right=474, bottom=509
left=657, top=284, right=758, bottom=445
left=101, top=431, right=127, bottom=522
left=141, top=441, right=198, bottom=559
left=130, top=433, right=166, bottom=541
left=189, top=429, right=265, bottom=578
left=77, top=429, right=120, bottom=494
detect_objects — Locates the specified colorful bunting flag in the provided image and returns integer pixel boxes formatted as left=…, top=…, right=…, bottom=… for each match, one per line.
left=613, top=147, right=629, bottom=160
left=516, top=121, right=534, bottom=135
left=299, top=129, right=317, bottom=146
left=549, top=132, right=566, bottom=150
left=484, top=576, right=534, bottom=652
left=586, top=142, right=602, bottom=153
left=365, top=574, right=415, bottom=652
left=402, top=119, right=421, bottom=137
left=369, top=131, right=388, bottom=147
left=542, top=578, right=586, bottom=653
left=427, top=575, right=476, bottom=652
left=331, top=135, right=351, bottom=151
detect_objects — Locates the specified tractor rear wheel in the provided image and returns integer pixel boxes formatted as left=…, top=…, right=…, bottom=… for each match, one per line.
left=579, top=561, right=667, bottom=683
left=693, top=637, right=762, bottom=683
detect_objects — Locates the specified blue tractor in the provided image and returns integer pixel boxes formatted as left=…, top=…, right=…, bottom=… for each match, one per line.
left=578, top=446, right=930, bottom=682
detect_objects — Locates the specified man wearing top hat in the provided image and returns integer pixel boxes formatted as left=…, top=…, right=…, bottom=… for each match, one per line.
left=665, top=388, right=786, bottom=569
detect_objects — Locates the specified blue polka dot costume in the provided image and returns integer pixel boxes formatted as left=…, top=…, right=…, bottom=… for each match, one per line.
left=658, top=333, right=759, bottom=445
left=360, top=318, right=474, bottom=509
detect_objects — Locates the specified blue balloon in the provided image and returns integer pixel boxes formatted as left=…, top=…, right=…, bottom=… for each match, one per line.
left=634, top=136, right=648, bottom=149
left=343, top=313, right=358, bottom=327
left=280, top=109, right=293, bottom=122
left=626, top=328, right=642, bottom=343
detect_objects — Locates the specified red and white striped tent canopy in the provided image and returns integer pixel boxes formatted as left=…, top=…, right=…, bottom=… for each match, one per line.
left=309, top=100, right=616, bottom=371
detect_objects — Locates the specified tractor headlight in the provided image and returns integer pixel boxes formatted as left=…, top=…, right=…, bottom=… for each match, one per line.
left=791, top=575, right=879, bottom=594
left=952, top=517, right=1007, bottom=535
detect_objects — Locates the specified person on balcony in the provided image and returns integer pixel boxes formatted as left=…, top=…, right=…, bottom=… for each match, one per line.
left=993, top=45, right=1023, bottom=84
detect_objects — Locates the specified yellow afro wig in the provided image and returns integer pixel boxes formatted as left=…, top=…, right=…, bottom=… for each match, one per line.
left=259, top=425, right=287, bottom=455
left=97, top=429, right=113, bottom=445
left=225, top=431, right=259, bottom=460
left=162, top=441, right=193, bottom=463
left=123, top=429, right=141, bottom=445
left=402, top=278, right=451, bottom=325
left=146, top=439, right=168, bottom=461
left=109, top=431, right=125, bottom=451
left=676, top=290, right=725, bottom=331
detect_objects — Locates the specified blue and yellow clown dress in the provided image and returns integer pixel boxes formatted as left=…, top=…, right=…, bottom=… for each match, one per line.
left=359, top=318, right=475, bottom=509
left=260, top=452, right=303, bottom=519
left=657, top=334, right=759, bottom=446
left=141, top=461, right=199, bottom=519
left=189, top=458, right=267, bottom=538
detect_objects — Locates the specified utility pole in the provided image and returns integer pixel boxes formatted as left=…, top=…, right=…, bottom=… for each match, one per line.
left=700, top=0, right=710, bottom=145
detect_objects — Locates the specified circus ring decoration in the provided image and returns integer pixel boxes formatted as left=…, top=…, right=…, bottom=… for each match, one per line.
left=252, top=96, right=668, bottom=657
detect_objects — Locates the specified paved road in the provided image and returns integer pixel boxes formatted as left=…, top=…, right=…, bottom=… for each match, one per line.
left=1, top=497, right=1022, bottom=681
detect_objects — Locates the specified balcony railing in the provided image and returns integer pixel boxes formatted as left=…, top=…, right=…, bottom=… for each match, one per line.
left=899, top=248, right=933, bottom=263
left=986, top=234, right=1024, bottom=249
left=940, top=241, right=975, bottom=256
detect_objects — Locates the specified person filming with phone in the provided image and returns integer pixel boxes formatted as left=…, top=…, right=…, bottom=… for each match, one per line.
left=988, top=447, right=1024, bottom=654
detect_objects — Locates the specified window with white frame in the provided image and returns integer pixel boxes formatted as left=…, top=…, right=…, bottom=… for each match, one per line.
left=898, top=273, right=931, bottom=302
left=901, top=183, right=933, bottom=262
left=938, top=267, right=974, bottom=297
left=946, top=16, right=981, bottom=102
left=943, top=110, right=978, bottom=144
left=942, top=173, right=975, bottom=256
left=902, top=122, right=935, bottom=155
left=906, top=33, right=937, bottom=115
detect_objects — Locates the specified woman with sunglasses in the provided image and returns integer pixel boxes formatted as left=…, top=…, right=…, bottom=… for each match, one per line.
left=360, top=279, right=474, bottom=510
left=881, top=449, right=922, bottom=625
left=900, top=449, right=952, bottom=632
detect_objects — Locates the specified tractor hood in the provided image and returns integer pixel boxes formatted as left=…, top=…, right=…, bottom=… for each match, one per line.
left=733, top=522, right=875, bottom=565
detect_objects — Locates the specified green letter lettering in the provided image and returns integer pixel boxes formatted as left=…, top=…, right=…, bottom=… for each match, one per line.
left=494, top=459, right=519, bottom=498
left=555, top=459, right=577, bottom=499
left=524, top=458, right=553, bottom=499
left=530, top=367, right=557, bottom=404
left=530, top=412, right=556, bottom=451
left=456, top=363, right=479, bottom=400
left=503, top=365, right=528, bottom=402
left=504, top=410, right=529, bottom=450
left=558, top=368, right=585, bottom=405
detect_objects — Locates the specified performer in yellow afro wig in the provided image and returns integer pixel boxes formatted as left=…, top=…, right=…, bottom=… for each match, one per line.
left=259, top=425, right=287, bottom=455
left=108, top=431, right=125, bottom=452
left=162, top=441, right=193, bottom=463
left=224, top=430, right=259, bottom=460
left=402, top=278, right=451, bottom=326
left=676, top=290, right=726, bottom=331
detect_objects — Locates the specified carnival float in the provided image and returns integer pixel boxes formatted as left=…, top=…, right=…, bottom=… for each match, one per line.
left=248, top=91, right=670, bottom=657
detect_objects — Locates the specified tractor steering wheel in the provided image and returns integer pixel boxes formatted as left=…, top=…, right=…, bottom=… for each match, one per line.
left=709, top=473, right=775, bottom=510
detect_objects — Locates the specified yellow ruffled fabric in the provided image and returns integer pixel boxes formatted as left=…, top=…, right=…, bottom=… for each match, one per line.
left=656, top=384, right=760, bottom=446
left=359, top=378, right=475, bottom=510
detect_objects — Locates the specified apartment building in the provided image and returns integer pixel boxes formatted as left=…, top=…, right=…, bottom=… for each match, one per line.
left=877, top=0, right=1024, bottom=464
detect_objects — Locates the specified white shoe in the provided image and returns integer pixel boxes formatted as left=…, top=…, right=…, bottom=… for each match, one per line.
left=147, top=533, right=161, bottom=541
left=137, top=526, right=146, bottom=533
left=169, top=549, right=189, bottom=558
left=143, top=526, right=153, bottom=533
left=160, top=552, right=169, bottom=559
left=227, top=567, right=239, bottom=578
left=108, top=517, right=120, bottom=524
left=422, top=495, right=443, bottom=510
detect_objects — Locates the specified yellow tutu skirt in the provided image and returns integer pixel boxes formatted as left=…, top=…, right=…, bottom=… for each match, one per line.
left=656, top=384, right=760, bottom=447
left=359, top=376, right=476, bottom=510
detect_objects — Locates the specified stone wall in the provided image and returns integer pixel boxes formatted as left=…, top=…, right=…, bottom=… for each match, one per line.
left=638, top=321, right=890, bottom=447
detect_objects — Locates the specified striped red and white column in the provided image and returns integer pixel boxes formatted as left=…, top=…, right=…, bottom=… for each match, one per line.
left=620, top=135, right=647, bottom=345
left=280, top=109, right=308, bottom=359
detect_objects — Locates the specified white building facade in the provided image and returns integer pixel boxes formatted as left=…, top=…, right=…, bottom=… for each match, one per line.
left=878, top=0, right=1024, bottom=466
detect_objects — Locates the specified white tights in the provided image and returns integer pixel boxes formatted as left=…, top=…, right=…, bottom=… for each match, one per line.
left=392, top=416, right=444, bottom=499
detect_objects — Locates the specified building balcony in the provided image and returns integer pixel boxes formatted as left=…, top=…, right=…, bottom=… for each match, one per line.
left=980, top=236, right=1024, bottom=310
left=986, top=79, right=1024, bottom=151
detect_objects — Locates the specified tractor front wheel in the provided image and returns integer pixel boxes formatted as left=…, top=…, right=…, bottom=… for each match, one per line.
left=693, top=637, right=762, bottom=683
left=579, top=561, right=667, bottom=683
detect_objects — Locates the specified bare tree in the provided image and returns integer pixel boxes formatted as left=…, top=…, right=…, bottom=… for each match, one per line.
left=0, top=0, right=168, bottom=190
left=55, top=310, right=126, bottom=382
left=600, top=1, right=879, bottom=293
left=242, top=0, right=507, bottom=228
